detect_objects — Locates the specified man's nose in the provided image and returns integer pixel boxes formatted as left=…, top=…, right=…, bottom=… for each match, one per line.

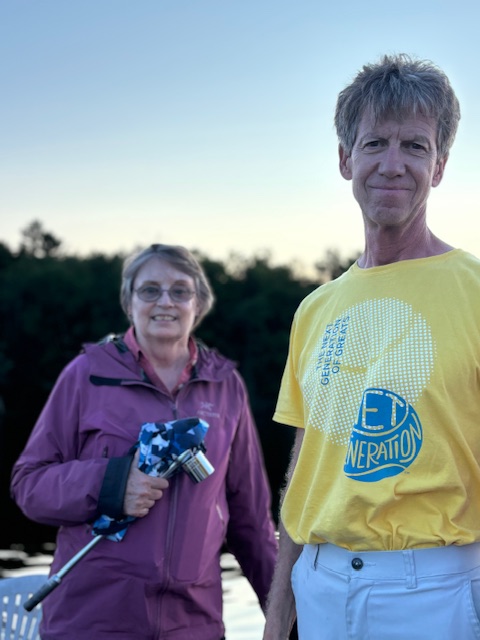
left=378, top=146, right=406, bottom=177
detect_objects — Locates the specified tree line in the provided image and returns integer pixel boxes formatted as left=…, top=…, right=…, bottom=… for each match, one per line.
left=0, top=221, right=358, bottom=550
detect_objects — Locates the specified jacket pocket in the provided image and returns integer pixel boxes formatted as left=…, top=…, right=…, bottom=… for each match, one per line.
left=169, top=497, right=228, bottom=583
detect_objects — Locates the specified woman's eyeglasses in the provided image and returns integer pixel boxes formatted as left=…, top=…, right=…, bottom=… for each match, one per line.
left=134, top=285, right=195, bottom=303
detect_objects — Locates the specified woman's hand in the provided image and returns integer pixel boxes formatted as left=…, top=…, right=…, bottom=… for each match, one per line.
left=123, top=449, right=169, bottom=517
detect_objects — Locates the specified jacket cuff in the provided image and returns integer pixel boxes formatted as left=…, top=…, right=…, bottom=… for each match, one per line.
left=97, top=454, right=134, bottom=519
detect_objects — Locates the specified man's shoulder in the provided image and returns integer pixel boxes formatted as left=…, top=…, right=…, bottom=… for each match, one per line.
left=440, top=249, right=480, bottom=281
left=453, top=248, right=480, bottom=267
left=296, top=268, right=353, bottom=311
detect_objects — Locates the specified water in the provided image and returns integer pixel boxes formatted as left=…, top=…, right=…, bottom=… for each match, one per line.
left=221, top=553, right=265, bottom=639
left=0, top=548, right=265, bottom=639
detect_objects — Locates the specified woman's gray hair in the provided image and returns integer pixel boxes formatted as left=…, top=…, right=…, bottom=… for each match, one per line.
left=120, top=244, right=215, bottom=329
left=334, top=53, right=461, bottom=160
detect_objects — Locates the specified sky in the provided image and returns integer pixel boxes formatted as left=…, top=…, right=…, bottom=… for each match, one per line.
left=1, top=0, right=479, bottom=275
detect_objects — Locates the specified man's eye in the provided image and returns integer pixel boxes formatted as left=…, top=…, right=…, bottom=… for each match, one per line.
left=365, top=140, right=380, bottom=148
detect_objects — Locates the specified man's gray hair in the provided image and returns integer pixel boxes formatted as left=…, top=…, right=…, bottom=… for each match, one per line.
left=334, top=53, right=461, bottom=159
left=120, top=243, right=215, bottom=329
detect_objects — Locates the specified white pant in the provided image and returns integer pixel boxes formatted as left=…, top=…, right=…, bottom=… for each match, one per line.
left=292, top=542, right=480, bottom=640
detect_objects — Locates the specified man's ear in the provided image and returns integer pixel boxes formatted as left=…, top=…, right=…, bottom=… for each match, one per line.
left=339, top=145, right=352, bottom=180
left=432, top=153, right=448, bottom=188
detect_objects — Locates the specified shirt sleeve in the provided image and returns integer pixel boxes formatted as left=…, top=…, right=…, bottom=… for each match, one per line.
left=273, top=312, right=305, bottom=429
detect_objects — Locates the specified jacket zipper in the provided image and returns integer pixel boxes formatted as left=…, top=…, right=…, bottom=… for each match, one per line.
left=156, top=397, right=181, bottom=636
left=161, top=477, right=179, bottom=612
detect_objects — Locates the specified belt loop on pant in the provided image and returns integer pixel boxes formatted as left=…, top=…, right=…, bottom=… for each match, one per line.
left=314, top=544, right=320, bottom=570
left=403, top=549, right=417, bottom=589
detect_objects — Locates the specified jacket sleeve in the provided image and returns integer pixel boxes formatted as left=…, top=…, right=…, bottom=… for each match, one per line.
left=10, top=355, right=112, bottom=527
left=224, top=371, right=278, bottom=610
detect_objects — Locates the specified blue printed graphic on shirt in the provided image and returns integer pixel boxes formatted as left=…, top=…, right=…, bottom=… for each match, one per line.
left=344, top=387, right=422, bottom=482
left=302, top=298, right=434, bottom=461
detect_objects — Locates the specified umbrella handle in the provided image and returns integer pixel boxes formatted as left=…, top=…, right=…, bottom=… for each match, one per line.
left=23, top=574, right=62, bottom=612
left=23, top=535, right=104, bottom=611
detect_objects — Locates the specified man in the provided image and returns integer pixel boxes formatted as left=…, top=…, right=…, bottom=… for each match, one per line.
left=263, top=54, right=480, bottom=639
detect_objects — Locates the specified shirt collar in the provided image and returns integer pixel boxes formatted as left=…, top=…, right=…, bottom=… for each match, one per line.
left=123, top=326, right=198, bottom=391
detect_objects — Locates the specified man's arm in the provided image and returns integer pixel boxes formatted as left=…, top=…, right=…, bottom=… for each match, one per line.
left=263, top=427, right=304, bottom=639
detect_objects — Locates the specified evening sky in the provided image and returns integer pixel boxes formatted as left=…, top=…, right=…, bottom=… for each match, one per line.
left=1, top=0, right=478, bottom=273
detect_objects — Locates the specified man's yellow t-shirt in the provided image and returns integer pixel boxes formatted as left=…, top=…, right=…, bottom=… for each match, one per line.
left=274, top=249, right=480, bottom=551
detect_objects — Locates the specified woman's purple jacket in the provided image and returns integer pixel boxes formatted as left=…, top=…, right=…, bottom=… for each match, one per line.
left=11, top=336, right=278, bottom=640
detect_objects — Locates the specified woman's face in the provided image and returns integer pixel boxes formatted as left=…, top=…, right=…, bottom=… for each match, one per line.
left=129, top=258, right=199, bottom=350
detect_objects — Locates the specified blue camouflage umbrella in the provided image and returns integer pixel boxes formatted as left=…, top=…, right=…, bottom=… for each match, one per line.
left=92, top=417, right=210, bottom=540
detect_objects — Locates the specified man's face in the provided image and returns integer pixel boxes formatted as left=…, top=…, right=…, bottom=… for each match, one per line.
left=339, top=111, right=447, bottom=230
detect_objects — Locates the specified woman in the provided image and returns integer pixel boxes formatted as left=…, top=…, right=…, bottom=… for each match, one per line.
left=11, top=244, right=278, bottom=640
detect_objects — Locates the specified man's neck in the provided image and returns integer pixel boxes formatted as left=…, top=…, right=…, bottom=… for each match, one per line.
left=358, top=226, right=454, bottom=268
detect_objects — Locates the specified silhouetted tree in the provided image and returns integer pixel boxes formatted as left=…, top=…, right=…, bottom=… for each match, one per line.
left=19, top=220, right=62, bottom=258
left=315, top=248, right=360, bottom=282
